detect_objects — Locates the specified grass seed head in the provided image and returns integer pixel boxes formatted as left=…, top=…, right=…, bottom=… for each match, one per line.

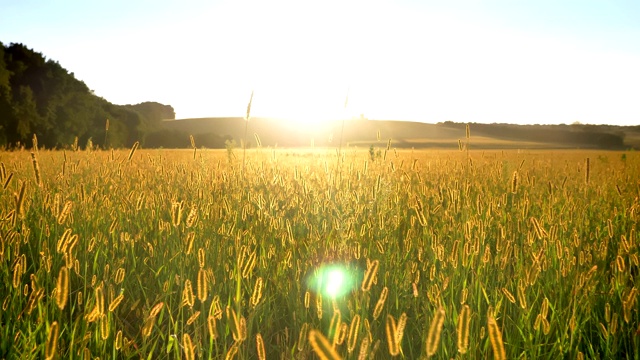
left=183, top=280, right=195, bottom=307
left=95, top=283, right=105, bottom=315
left=109, top=293, right=124, bottom=312
left=308, top=329, right=342, bottom=360
left=55, top=266, right=69, bottom=310
left=361, top=259, right=379, bottom=292
left=141, top=317, right=156, bottom=338
left=316, top=293, right=323, bottom=320
left=45, top=321, right=59, bottom=360
left=197, top=268, right=208, bottom=302
left=396, top=312, right=408, bottom=345
left=12, top=260, right=22, bottom=289
left=183, top=333, right=195, bottom=360
left=30, top=152, right=42, bottom=187
left=150, top=302, right=164, bottom=317
left=207, top=315, right=218, bottom=339
left=225, top=343, right=239, bottom=360
left=358, top=336, right=370, bottom=360
left=250, top=277, right=263, bottom=307
left=501, top=287, right=516, bottom=304
left=115, top=330, right=122, bottom=350
left=186, top=311, right=201, bottom=326
left=385, top=314, right=400, bottom=356
left=99, top=314, right=110, bottom=340
left=298, top=322, right=309, bottom=351
left=425, top=306, right=445, bottom=357
left=127, top=141, right=139, bottom=161
left=457, top=304, right=471, bottom=354
left=487, top=312, right=506, bottom=360
left=256, top=333, right=266, bottom=360
left=347, top=315, right=361, bottom=353
left=373, top=286, right=389, bottom=320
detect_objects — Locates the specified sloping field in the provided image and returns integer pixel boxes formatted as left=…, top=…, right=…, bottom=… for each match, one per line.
left=162, top=118, right=464, bottom=148
left=162, top=117, right=634, bottom=150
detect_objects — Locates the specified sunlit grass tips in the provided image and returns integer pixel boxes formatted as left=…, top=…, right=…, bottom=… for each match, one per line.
left=425, top=306, right=445, bottom=357
left=308, top=329, right=342, bottom=360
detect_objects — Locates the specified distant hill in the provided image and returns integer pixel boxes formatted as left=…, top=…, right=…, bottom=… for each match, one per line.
left=162, top=117, right=463, bottom=148
left=162, top=117, right=639, bottom=150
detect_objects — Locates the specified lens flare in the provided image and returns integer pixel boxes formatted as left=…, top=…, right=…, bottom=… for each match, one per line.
left=308, top=264, right=356, bottom=299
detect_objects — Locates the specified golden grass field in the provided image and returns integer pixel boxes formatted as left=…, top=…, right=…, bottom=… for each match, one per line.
left=0, top=144, right=639, bottom=359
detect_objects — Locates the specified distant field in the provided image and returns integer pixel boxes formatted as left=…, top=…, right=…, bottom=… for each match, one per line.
left=163, top=117, right=638, bottom=150
left=1, top=147, right=639, bottom=359
left=352, top=136, right=565, bottom=149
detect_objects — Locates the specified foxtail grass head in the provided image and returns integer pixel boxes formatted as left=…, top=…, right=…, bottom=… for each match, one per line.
left=245, top=90, right=254, bottom=121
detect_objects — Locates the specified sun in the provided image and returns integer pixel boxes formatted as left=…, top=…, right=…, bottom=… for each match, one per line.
left=250, top=82, right=350, bottom=133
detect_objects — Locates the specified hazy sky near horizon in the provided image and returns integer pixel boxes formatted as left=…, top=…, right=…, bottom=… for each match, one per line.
left=2, top=0, right=640, bottom=126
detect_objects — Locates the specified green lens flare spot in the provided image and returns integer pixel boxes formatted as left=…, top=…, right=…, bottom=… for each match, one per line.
left=308, top=264, right=355, bottom=299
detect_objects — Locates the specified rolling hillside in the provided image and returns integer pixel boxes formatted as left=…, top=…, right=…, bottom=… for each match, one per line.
left=161, top=117, right=639, bottom=150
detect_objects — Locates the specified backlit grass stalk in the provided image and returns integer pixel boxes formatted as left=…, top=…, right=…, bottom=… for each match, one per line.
left=55, top=266, right=69, bottom=310
left=242, top=90, right=254, bottom=176
left=182, top=279, right=195, bottom=307
left=190, top=135, right=196, bottom=160
left=426, top=306, right=445, bottom=357
left=250, top=277, right=263, bottom=307
left=14, top=180, right=26, bottom=217
left=108, top=293, right=124, bottom=312
left=227, top=306, right=243, bottom=342
left=32, top=133, right=39, bottom=153
left=45, top=321, right=59, bottom=360
left=3, top=172, right=13, bottom=190
left=95, top=283, right=105, bottom=316
left=298, top=322, right=309, bottom=351
left=127, top=141, right=139, bottom=161
left=358, top=337, right=370, bottom=360
left=183, top=333, right=195, bottom=360
left=396, top=312, right=407, bottom=345
left=104, top=118, right=109, bottom=149
left=256, top=333, right=266, bottom=360
left=385, top=314, right=400, bottom=356
left=329, top=310, right=342, bottom=347
left=183, top=312, right=201, bottom=326
left=336, top=88, right=349, bottom=184
left=465, top=123, right=470, bottom=158
left=585, top=157, right=590, bottom=185
left=99, top=314, right=109, bottom=340
left=457, top=304, right=471, bottom=354
left=308, top=329, right=342, bottom=360
left=30, top=152, right=41, bottom=187
left=373, top=286, right=389, bottom=320
left=488, top=312, right=507, bottom=360
left=361, top=259, right=379, bottom=292
left=347, top=315, right=360, bottom=354
left=197, top=268, right=208, bottom=303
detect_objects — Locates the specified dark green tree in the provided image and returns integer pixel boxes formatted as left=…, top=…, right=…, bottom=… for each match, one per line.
left=0, top=42, right=176, bottom=148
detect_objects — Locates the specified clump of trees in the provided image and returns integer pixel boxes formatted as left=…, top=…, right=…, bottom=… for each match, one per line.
left=0, top=42, right=181, bottom=149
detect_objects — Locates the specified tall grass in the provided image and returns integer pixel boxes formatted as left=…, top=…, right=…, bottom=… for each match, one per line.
left=0, top=147, right=638, bottom=359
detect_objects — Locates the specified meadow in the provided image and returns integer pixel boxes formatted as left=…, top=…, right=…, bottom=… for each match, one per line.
left=0, top=143, right=638, bottom=359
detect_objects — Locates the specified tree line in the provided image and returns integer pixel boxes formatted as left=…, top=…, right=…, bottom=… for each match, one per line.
left=0, top=42, right=222, bottom=149
left=438, top=121, right=626, bottom=149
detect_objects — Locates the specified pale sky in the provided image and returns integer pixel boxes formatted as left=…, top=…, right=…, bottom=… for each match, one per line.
left=2, top=0, right=639, bottom=126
